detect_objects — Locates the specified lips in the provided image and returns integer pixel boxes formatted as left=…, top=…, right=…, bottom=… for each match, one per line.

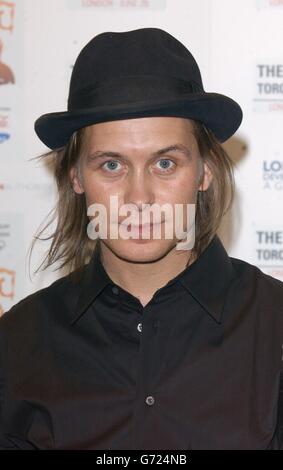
left=130, top=223, right=156, bottom=228
left=120, top=222, right=163, bottom=229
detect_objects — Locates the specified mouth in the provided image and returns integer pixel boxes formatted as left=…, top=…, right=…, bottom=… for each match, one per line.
left=117, top=221, right=165, bottom=236
left=120, top=221, right=164, bottom=229
left=130, top=223, right=158, bottom=228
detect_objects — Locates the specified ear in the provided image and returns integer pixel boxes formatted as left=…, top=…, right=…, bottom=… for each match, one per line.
left=198, top=161, right=213, bottom=192
left=70, top=166, right=84, bottom=194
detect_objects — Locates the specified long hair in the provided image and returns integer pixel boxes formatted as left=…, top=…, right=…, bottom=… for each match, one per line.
left=27, top=119, right=235, bottom=280
left=191, top=120, right=235, bottom=260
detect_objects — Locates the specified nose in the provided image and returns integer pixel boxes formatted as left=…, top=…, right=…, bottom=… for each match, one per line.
left=123, top=169, right=155, bottom=211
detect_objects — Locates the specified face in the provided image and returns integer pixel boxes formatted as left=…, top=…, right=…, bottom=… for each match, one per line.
left=70, top=117, right=213, bottom=263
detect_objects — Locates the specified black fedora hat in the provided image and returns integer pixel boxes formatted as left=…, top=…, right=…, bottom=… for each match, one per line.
left=34, top=27, right=243, bottom=150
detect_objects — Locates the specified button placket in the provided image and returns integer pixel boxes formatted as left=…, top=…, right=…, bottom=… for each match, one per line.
left=152, top=319, right=159, bottom=333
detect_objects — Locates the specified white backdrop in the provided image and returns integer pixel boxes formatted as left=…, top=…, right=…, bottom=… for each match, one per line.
left=1, top=0, right=283, bottom=315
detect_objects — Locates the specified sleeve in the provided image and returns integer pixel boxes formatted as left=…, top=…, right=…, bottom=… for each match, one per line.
left=0, top=321, right=19, bottom=449
left=277, top=369, right=283, bottom=450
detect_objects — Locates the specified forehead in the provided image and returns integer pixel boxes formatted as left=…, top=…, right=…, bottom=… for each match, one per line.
left=83, top=116, right=196, bottom=145
left=80, top=118, right=199, bottom=164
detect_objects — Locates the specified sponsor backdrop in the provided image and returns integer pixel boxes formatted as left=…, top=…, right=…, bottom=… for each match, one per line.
left=0, top=0, right=283, bottom=315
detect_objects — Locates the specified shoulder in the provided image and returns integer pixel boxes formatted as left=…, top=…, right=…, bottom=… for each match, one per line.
left=229, top=256, right=283, bottom=337
left=230, top=255, right=283, bottom=302
left=0, top=265, right=84, bottom=337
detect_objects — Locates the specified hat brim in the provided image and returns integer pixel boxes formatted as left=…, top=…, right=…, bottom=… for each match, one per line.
left=34, top=92, right=243, bottom=150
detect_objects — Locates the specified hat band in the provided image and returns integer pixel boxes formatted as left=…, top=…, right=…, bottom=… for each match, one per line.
left=68, top=75, right=203, bottom=110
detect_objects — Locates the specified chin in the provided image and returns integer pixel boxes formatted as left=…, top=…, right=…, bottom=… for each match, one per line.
left=101, top=238, right=176, bottom=264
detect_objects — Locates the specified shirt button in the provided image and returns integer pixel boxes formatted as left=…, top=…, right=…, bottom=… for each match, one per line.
left=111, top=286, right=119, bottom=295
left=137, top=322, right=142, bottom=333
left=145, top=395, right=155, bottom=406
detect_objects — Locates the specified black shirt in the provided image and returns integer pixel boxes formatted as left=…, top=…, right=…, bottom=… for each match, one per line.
left=0, top=234, right=283, bottom=450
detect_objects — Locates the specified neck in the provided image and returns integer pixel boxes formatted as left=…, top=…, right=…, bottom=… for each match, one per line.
left=99, top=243, right=196, bottom=306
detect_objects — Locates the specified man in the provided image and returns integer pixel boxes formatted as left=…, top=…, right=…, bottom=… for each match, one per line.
left=0, top=28, right=282, bottom=450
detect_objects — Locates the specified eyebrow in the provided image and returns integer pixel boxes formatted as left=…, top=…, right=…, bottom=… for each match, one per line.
left=86, top=144, right=192, bottom=163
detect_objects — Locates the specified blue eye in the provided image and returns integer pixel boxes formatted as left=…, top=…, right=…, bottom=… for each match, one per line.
left=102, top=160, right=121, bottom=172
left=156, top=159, right=175, bottom=171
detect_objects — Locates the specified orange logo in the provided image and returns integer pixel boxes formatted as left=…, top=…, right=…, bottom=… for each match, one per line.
left=0, top=1, right=15, bottom=32
left=0, top=38, right=14, bottom=84
left=0, top=267, right=16, bottom=316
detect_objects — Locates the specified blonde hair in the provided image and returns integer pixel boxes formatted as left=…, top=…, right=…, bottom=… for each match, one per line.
left=28, top=119, right=235, bottom=280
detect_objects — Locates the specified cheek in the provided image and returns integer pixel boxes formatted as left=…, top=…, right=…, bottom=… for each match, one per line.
left=159, top=173, right=199, bottom=203
left=82, top=174, right=124, bottom=207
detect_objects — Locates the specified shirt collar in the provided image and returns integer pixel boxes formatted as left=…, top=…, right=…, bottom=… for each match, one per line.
left=177, top=235, right=236, bottom=324
left=70, top=243, right=112, bottom=326
left=70, top=234, right=236, bottom=326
